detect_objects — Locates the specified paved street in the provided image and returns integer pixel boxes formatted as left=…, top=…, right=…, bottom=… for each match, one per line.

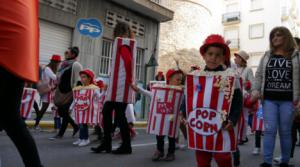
left=0, top=128, right=299, bottom=167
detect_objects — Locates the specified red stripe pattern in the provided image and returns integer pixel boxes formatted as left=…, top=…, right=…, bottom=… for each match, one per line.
left=185, top=72, right=237, bottom=152
left=106, top=37, right=136, bottom=104
left=20, top=88, right=37, bottom=119
left=147, top=85, right=184, bottom=138
left=73, top=88, right=99, bottom=125
left=96, top=94, right=106, bottom=128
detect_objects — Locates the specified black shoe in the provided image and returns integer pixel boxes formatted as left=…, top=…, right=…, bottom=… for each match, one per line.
left=279, top=163, right=289, bottom=167
left=112, top=146, right=132, bottom=154
left=152, top=150, right=164, bottom=161
left=260, top=162, right=272, bottom=167
left=48, top=135, right=63, bottom=140
left=72, top=127, right=79, bottom=137
left=164, top=153, right=175, bottom=161
left=91, top=144, right=111, bottom=153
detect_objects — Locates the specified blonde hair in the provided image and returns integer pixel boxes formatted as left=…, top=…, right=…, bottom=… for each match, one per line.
left=269, top=26, right=297, bottom=57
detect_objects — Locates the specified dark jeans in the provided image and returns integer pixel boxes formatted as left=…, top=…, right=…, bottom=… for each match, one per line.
left=255, top=131, right=262, bottom=148
left=94, top=125, right=103, bottom=140
left=248, top=114, right=253, bottom=128
left=34, top=102, right=49, bottom=127
left=33, top=101, right=39, bottom=114
left=102, top=101, right=131, bottom=148
left=54, top=117, right=61, bottom=129
left=57, top=102, right=78, bottom=137
left=79, top=124, right=89, bottom=140
left=233, top=147, right=240, bottom=166
left=156, top=135, right=176, bottom=154
left=0, top=67, right=42, bottom=167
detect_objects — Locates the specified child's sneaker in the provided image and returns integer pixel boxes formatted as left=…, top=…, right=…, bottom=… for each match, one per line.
left=252, top=147, right=260, bottom=155
left=33, top=126, right=41, bottom=132
left=152, top=150, right=164, bottom=161
left=78, top=139, right=90, bottom=147
left=72, top=139, right=82, bottom=145
left=164, top=153, right=175, bottom=161
left=273, top=156, right=281, bottom=164
left=112, top=131, right=121, bottom=140
left=289, top=158, right=295, bottom=166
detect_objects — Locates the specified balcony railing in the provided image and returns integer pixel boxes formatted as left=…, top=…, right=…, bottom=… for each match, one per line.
left=222, top=12, right=241, bottom=24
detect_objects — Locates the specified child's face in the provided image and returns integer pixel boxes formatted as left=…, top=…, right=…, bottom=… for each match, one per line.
left=203, top=46, right=224, bottom=69
left=169, top=73, right=183, bottom=86
left=234, top=55, right=243, bottom=66
left=80, top=74, right=91, bottom=86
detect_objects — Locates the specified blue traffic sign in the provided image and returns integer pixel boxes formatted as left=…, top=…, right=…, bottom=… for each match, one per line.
left=76, top=18, right=103, bottom=38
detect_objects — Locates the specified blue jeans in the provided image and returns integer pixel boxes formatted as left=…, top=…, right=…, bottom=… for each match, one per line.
left=79, top=124, right=89, bottom=140
left=54, top=117, right=61, bottom=129
left=263, top=100, right=295, bottom=164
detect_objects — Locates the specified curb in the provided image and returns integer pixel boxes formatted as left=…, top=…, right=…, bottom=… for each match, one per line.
left=25, top=120, right=148, bottom=129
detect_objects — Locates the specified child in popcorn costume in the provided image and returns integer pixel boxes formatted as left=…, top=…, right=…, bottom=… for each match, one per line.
left=93, top=79, right=106, bottom=141
left=71, top=69, right=103, bottom=147
left=191, top=35, right=243, bottom=167
left=241, top=81, right=261, bottom=155
left=131, top=68, right=185, bottom=161
left=51, top=105, right=61, bottom=133
left=20, top=83, right=38, bottom=121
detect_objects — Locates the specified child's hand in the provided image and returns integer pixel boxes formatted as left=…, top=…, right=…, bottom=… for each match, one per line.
left=130, top=83, right=138, bottom=92
left=103, top=85, right=108, bottom=91
left=181, top=118, right=188, bottom=125
left=250, top=90, right=260, bottom=102
left=223, top=120, right=233, bottom=130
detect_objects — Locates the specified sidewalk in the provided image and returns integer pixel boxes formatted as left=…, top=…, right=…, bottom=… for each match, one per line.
left=26, top=113, right=147, bottom=129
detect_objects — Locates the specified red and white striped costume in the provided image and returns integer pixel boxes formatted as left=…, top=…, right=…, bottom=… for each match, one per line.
left=72, top=85, right=102, bottom=125
left=147, top=85, right=184, bottom=138
left=106, top=37, right=136, bottom=104
left=252, top=103, right=264, bottom=131
left=149, top=81, right=166, bottom=90
left=185, top=69, right=238, bottom=152
left=96, top=93, right=106, bottom=128
left=20, top=88, right=37, bottom=119
left=237, top=111, right=246, bottom=142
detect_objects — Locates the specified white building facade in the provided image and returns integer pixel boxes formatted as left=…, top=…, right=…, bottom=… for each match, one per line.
left=221, top=0, right=300, bottom=72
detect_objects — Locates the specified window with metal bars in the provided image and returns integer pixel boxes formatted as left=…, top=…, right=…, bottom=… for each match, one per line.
left=99, top=39, right=113, bottom=75
left=136, top=48, right=144, bottom=81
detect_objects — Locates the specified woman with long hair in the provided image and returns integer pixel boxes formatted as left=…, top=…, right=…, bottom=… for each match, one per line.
left=252, top=26, right=300, bottom=167
left=34, top=55, right=61, bottom=129
left=91, top=22, right=135, bottom=154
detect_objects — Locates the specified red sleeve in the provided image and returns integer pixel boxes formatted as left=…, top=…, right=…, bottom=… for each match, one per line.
left=120, top=46, right=133, bottom=84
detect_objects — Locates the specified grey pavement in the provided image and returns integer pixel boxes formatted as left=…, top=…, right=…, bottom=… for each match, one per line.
left=0, top=129, right=299, bottom=167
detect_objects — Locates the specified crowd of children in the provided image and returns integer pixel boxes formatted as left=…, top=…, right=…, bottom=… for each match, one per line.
left=15, top=23, right=300, bottom=167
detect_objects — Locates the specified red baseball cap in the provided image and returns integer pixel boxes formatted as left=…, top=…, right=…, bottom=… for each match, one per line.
left=79, top=69, right=95, bottom=84
left=51, top=54, right=61, bottom=62
left=157, top=71, right=163, bottom=76
left=200, top=34, right=231, bottom=67
left=166, top=69, right=183, bottom=84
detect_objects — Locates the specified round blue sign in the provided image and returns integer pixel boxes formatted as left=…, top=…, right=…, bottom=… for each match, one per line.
left=76, top=18, right=103, bottom=38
